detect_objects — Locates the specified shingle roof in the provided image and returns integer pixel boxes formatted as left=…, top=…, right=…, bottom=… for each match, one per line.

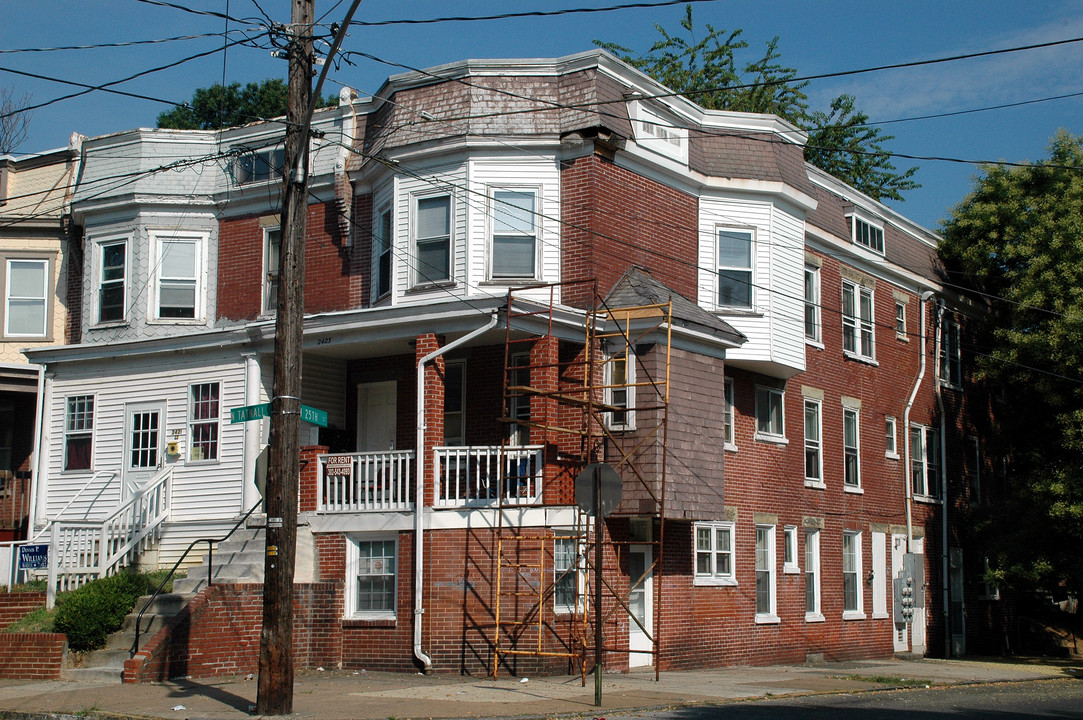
left=604, top=267, right=746, bottom=347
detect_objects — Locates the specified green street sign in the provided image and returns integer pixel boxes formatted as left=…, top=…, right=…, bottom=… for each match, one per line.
left=230, top=402, right=327, bottom=427
left=231, top=402, right=271, bottom=423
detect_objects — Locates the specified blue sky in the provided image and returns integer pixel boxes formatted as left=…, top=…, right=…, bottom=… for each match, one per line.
left=3, top=0, right=1082, bottom=231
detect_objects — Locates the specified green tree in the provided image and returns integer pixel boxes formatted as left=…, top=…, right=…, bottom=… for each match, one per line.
left=157, top=79, right=337, bottom=130
left=595, top=5, right=918, bottom=202
left=938, top=130, right=1083, bottom=596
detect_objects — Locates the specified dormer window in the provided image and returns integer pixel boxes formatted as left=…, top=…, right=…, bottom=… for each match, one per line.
left=233, top=147, right=285, bottom=185
left=629, top=101, right=688, bottom=163
left=850, top=214, right=884, bottom=254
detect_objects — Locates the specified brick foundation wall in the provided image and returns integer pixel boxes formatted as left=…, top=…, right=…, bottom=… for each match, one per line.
left=0, top=591, right=46, bottom=626
left=0, top=632, right=66, bottom=679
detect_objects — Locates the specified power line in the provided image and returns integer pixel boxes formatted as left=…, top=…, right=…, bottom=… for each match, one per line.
left=133, top=0, right=263, bottom=25
left=0, top=33, right=235, bottom=54
left=346, top=0, right=721, bottom=27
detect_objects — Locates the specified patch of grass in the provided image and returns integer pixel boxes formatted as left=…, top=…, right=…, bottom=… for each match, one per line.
left=73, top=704, right=100, bottom=716
left=0, top=579, right=48, bottom=593
left=3, top=606, right=56, bottom=633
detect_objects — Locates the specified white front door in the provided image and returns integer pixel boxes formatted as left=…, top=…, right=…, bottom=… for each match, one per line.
left=628, top=545, right=654, bottom=667
left=123, top=402, right=164, bottom=497
left=356, top=382, right=396, bottom=452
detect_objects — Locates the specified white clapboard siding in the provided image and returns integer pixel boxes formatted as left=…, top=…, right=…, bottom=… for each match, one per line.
left=465, top=156, right=562, bottom=303
left=699, top=195, right=806, bottom=374
left=44, top=353, right=247, bottom=525
left=157, top=518, right=239, bottom=569
left=391, top=162, right=469, bottom=305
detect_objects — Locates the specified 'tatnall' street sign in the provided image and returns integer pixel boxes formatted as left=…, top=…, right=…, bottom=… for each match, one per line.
left=231, top=402, right=328, bottom=427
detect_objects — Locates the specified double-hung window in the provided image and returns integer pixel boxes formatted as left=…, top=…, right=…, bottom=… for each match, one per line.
left=345, top=536, right=397, bottom=619
left=263, top=226, right=281, bottom=314
left=843, top=407, right=861, bottom=489
left=64, top=395, right=94, bottom=471
left=717, top=228, right=753, bottom=309
left=804, top=265, right=821, bottom=342
left=374, top=206, right=392, bottom=298
left=783, top=526, right=799, bottom=574
left=803, top=398, right=822, bottom=484
left=885, top=417, right=899, bottom=459
left=554, top=533, right=584, bottom=614
left=804, top=529, right=822, bottom=620
left=723, top=377, right=735, bottom=450
left=842, top=280, right=875, bottom=361
left=895, top=301, right=907, bottom=339
left=910, top=424, right=941, bottom=499
left=605, top=348, right=635, bottom=430
left=155, top=235, right=200, bottom=320
left=234, top=148, right=285, bottom=185
left=693, top=521, right=735, bottom=585
left=4, top=258, right=48, bottom=338
left=415, top=195, right=451, bottom=285
left=98, top=239, right=127, bottom=323
left=491, top=189, right=537, bottom=280
left=843, top=531, right=864, bottom=618
left=940, top=317, right=962, bottom=387
left=755, top=525, right=777, bottom=622
left=444, top=360, right=465, bottom=445
left=754, top=386, right=784, bottom=442
left=189, top=382, right=220, bottom=462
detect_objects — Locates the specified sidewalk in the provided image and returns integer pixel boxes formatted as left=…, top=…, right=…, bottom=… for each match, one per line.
left=0, top=657, right=1075, bottom=720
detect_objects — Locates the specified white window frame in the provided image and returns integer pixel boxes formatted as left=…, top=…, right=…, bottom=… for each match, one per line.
left=188, top=382, right=221, bottom=463
left=804, top=265, right=821, bottom=344
left=842, top=280, right=875, bottom=362
left=910, top=424, right=941, bottom=501
left=3, top=257, right=49, bottom=339
left=842, top=530, right=865, bottom=619
left=723, top=377, right=736, bottom=452
left=605, top=347, right=635, bottom=431
left=96, top=237, right=128, bottom=325
left=443, top=360, right=466, bottom=446
left=716, top=227, right=754, bottom=310
left=804, top=529, right=823, bottom=622
left=413, top=194, right=452, bottom=286
left=981, top=556, right=1000, bottom=601
left=754, top=524, right=778, bottom=623
left=490, top=188, right=538, bottom=281
left=783, top=525, right=799, bottom=574
left=895, top=301, right=907, bottom=340
left=803, top=398, right=823, bottom=486
left=843, top=406, right=861, bottom=491
left=151, top=232, right=204, bottom=322
left=373, top=205, right=392, bottom=300
left=344, top=535, right=398, bottom=620
left=940, top=316, right=962, bottom=388
left=64, top=394, right=94, bottom=472
left=754, top=385, right=785, bottom=444
left=849, top=214, right=885, bottom=254
left=885, top=416, right=899, bottom=459
left=629, top=100, right=688, bottom=163
left=263, top=225, right=281, bottom=314
left=693, top=521, right=735, bottom=586
left=554, top=532, right=585, bottom=614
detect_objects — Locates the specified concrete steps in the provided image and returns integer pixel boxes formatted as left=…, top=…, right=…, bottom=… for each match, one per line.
left=63, top=592, right=194, bottom=683
left=173, top=527, right=266, bottom=594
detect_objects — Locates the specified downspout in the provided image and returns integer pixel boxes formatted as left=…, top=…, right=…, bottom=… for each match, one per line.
left=904, top=291, right=935, bottom=553
left=27, top=364, right=47, bottom=535
left=933, top=300, right=950, bottom=657
left=413, top=311, right=500, bottom=672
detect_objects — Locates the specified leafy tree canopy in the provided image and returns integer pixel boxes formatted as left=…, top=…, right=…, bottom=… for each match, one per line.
left=938, top=130, right=1083, bottom=596
left=157, top=78, right=337, bottom=130
left=595, top=5, right=918, bottom=202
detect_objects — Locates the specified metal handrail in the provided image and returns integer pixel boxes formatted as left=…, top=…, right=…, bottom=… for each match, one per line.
left=131, top=499, right=264, bottom=657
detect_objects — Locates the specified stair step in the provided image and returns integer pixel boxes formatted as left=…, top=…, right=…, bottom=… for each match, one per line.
left=79, top=648, right=130, bottom=669
left=63, top=666, right=124, bottom=684
left=184, top=562, right=263, bottom=583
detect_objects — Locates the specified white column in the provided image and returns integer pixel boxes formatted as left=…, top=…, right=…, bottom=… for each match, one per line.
left=242, top=354, right=262, bottom=512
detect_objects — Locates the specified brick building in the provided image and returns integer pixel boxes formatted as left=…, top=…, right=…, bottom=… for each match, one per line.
left=25, top=51, right=1000, bottom=672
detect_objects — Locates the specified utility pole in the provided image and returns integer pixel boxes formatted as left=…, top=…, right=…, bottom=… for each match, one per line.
left=256, top=0, right=312, bottom=714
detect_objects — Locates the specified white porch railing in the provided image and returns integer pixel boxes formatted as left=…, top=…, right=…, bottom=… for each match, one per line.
left=434, top=445, right=544, bottom=507
left=318, top=451, right=414, bottom=512
left=46, top=466, right=172, bottom=598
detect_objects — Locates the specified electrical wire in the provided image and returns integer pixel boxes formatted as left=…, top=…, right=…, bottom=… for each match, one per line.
left=133, top=0, right=263, bottom=26
left=346, top=0, right=721, bottom=27
left=0, top=33, right=235, bottom=54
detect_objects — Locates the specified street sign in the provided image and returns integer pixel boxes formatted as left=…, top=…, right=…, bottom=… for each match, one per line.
left=575, top=463, right=622, bottom=516
left=18, top=543, right=48, bottom=570
left=231, top=402, right=327, bottom=427
left=231, top=402, right=271, bottom=423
